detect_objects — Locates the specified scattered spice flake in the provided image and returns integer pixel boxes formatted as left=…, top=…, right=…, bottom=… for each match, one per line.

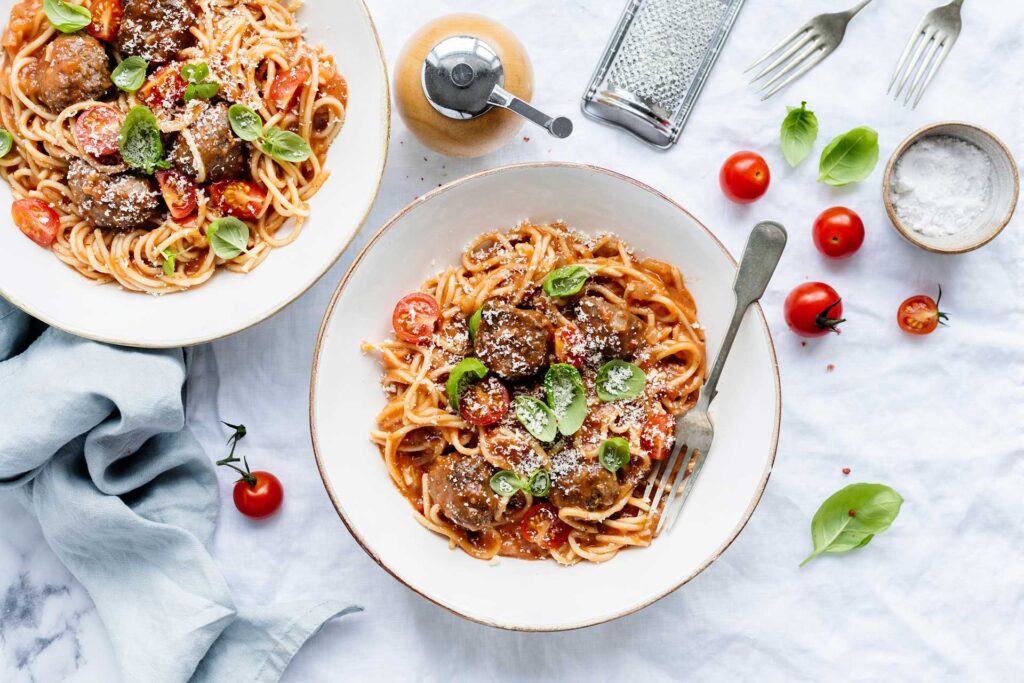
left=842, top=467, right=851, bottom=475
left=848, top=509, right=856, bottom=517
left=826, top=364, right=835, bottom=373
left=800, top=341, right=807, bottom=347
left=523, top=136, right=530, bottom=142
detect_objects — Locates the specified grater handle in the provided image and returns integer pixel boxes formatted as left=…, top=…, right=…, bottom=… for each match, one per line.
left=488, top=85, right=574, bottom=138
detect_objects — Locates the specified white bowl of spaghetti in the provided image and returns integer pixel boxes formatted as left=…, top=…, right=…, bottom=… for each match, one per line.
left=0, top=0, right=388, bottom=346
left=311, top=163, right=781, bottom=630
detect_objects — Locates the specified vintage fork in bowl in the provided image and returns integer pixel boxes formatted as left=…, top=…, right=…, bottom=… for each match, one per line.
left=645, top=221, right=787, bottom=535
left=746, top=0, right=875, bottom=100
left=889, top=0, right=965, bottom=108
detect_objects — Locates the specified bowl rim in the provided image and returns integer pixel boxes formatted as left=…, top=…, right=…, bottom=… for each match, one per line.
left=882, top=121, right=1020, bottom=255
left=0, top=0, right=392, bottom=348
left=308, top=161, right=783, bottom=631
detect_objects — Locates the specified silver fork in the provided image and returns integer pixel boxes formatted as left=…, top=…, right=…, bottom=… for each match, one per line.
left=889, top=0, right=964, bottom=109
left=644, top=221, right=787, bottom=535
left=747, top=0, right=875, bottom=100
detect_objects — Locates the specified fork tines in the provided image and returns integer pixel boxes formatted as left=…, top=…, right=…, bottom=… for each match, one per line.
left=889, top=20, right=953, bottom=108
left=746, top=22, right=830, bottom=100
left=642, top=444, right=698, bottom=535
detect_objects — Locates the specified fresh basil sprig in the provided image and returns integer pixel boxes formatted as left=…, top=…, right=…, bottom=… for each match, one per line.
left=181, top=63, right=219, bottom=102
left=489, top=468, right=551, bottom=497
left=207, top=217, right=250, bottom=259
left=226, top=104, right=312, bottom=164
left=780, top=101, right=818, bottom=167
left=446, top=357, right=488, bottom=410
left=818, top=126, right=879, bottom=186
left=543, top=265, right=594, bottom=298
left=543, top=364, right=587, bottom=436
left=43, top=0, right=91, bottom=33
left=800, top=483, right=904, bottom=567
left=0, top=129, right=13, bottom=158
left=598, top=437, right=631, bottom=474
left=514, top=395, right=557, bottom=442
left=112, top=57, right=148, bottom=93
left=595, top=360, right=646, bottom=402
left=118, top=106, right=170, bottom=174
left=161, top=249, right=176, bottom=276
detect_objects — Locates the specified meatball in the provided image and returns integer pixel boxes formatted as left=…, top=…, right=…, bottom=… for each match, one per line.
left=550, top=456, right=620, bottom=512
left=473, top=303, right=551, bottom=381
left=35, top=35, right=111, bottom=114
left=66, top=159, right=162, bottom=231
left=572, top=296, right=646, bottom=364
left=426, top=454, right=503, bottom=531
left=168, top=102, right=248, bottom=183
left=116, top=0, right=198, bottom=64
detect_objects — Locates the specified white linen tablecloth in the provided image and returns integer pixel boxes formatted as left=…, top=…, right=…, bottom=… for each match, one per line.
left=2, top=0, right=1022, bottom=680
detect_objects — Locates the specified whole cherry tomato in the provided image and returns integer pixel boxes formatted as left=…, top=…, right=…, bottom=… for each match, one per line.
left=813, top=207, right=865, bottom=259
left=720, top=151, right=771, bottom=204
left=519, top=503, right=571, bottom=549
left=392, top=293, right=440, bottom=344
left=784, top=282, right=845, bottom=337
left=233, top=471, right=284, bottom=519
left=459, top=376, right=510, bottom=426
left=897, top=286, right=948, bottom=335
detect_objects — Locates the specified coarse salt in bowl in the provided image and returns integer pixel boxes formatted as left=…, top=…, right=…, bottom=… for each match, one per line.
left=883, top=122, right=1019, bottom=254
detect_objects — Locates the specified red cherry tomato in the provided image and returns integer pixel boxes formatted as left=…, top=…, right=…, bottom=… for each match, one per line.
left=155, top=170, right=198, bottom=220
left=12, top=199, right=60, bottom=248
left=232, top=471, right=284, bottom=519
left=392, top=293, right=440, bottom=344
left=813, top=207, right=865, bottom=259
left=139, top=64, right=187, bottom=110
left=74, top=106, right=122, bottom=158
left=553, top=325, right=586, bottom=369
left=209, top=180, right=268, bottom=220
left=897, top=287, right=948, bottom=336
left=720, top=151, right=771, bottom=204
left=784, top=282, right=845, bottom=338
left=459, top=376, right=510, bottom=426
left=85, top=0, right=123, bottom=42
left=640, top=413, right=674, bottom=461
left=519, top=503, right=571, bottom=549
left=269, top=65, right=311, bottom=111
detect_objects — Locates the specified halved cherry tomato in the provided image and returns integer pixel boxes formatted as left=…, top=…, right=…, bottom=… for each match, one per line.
left=155, top=169, right=198, bottom=220
left=520, top=503, right=571, bottom=550
left=85, top=0, right=123, bottom=42
left=784, top=282, right=845, bottom=338
left=209, top=180, right=268, bottom=220
left=720, top=151, right=770, bottom=204
left=12, top=199, right=60, bottom=248
left=897, top=287, right=948, bottom=336
left=74, top=106, right=122, bottom=158
left=459, top=376, right=510, bottom=426
left=269, top=65, right=311, bottom=111
left=391, top=293, right=440, bottom=344
left=553, top=325, right=586, bottom=369
left=232, top=471, right=284, bottom=519
left=139, top=64, right=187, bottom=110
left=640, top=413, right=674, bottom=461
left=813, top=207, right=865, bottom=259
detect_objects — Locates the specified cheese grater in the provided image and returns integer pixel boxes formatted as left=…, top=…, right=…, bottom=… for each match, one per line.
left=582, top=0, right=746, bottom=149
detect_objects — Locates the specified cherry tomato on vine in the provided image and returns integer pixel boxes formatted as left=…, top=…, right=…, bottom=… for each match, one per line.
left=391, top=293, right=440, bottom=344
left=232, top=471, right=284, bottom=519
left=897, top=286, right=948, bottom=335
left=459, top=376, right=510, bottom=426
left=720, top=151, right=770, bottom=204
left=813, top=207, right=865, bottom=259
left=519, top=503, right=571, bottom=549
left=784, top=282, right=845, bottom=338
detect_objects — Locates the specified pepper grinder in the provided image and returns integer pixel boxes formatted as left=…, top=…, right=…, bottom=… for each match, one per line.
left=395, top=14, right=572, bottom=158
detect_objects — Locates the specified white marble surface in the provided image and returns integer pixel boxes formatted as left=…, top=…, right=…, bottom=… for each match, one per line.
left=3, top=0, right=1023, bottom=680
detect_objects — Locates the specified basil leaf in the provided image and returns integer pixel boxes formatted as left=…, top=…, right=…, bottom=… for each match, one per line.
left=0, top=129, right=12, bottom=158
left=181, top=62, right=209, bottom=83
left=514, top=395, right=557, bottom=443
left=543, top=265, right=593, bottom=298
left=118, top=106, right=165, bottom=174
left=818, top=126, right=880, bottom=187
left=228, top=104, right=263, bottom=142
left=161, top=249, right=176, bottom=277
left=595, top=360, right=646, bottom=402
left=543, top=364, right=587, bottom=436
left=800, top=483, right=904, bottom=567
left=206, top=217, right=250, bottom=259
left=468, top=307, right=483, bottom=342
left=445, top=357, right=487, bottom=410
left=186, top=82, right=219, bottom=102
left=598, top=437, right=631, bottom=474
left=43, top=0, right=91, bottom=33
left=261, top=126, right=312, bottom=163
left=527, top=469, right=551, bottom=497
left=490, top=470, right=524, bottom=497
left=780, top=101, right=818, bottom=167
left=111, top=56, right=148, bottom=93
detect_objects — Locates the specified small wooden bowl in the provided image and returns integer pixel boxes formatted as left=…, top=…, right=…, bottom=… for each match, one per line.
left=883, top=122, right=1019, bottom=254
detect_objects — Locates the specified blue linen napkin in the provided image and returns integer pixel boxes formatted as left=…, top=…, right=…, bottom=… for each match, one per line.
left=0, top=297, right=358, bottom=682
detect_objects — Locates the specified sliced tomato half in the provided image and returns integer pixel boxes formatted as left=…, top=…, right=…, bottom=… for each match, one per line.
left=74, top=106, right=122, bottom=158
left=155, top=169, right=198, bottom=220
left=139, top=64, right=187, bottom=110
left=640, top=413, right=675, bottom=461
left=459, top=376, right=510, bottom=426
left=519, top=503, right=571, bottom=550
left=12, top=199, right=60, bottom=248
left=209, top=180, right=268, bottom=220
left=391, top=293, right=440, bottom=344
left=269, top=65, right=311, bottom=111
left=85, top=0, right=123, bottom=42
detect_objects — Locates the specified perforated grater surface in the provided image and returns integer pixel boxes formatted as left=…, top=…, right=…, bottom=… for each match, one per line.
left=582, top=0, right=746, bottom=149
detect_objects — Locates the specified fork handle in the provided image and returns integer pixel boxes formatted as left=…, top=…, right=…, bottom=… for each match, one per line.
left=702, top=221, right=787, bottom=406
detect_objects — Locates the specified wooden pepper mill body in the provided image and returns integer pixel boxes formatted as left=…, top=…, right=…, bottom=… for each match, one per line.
left=395, top=14, right=534, bottom=158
